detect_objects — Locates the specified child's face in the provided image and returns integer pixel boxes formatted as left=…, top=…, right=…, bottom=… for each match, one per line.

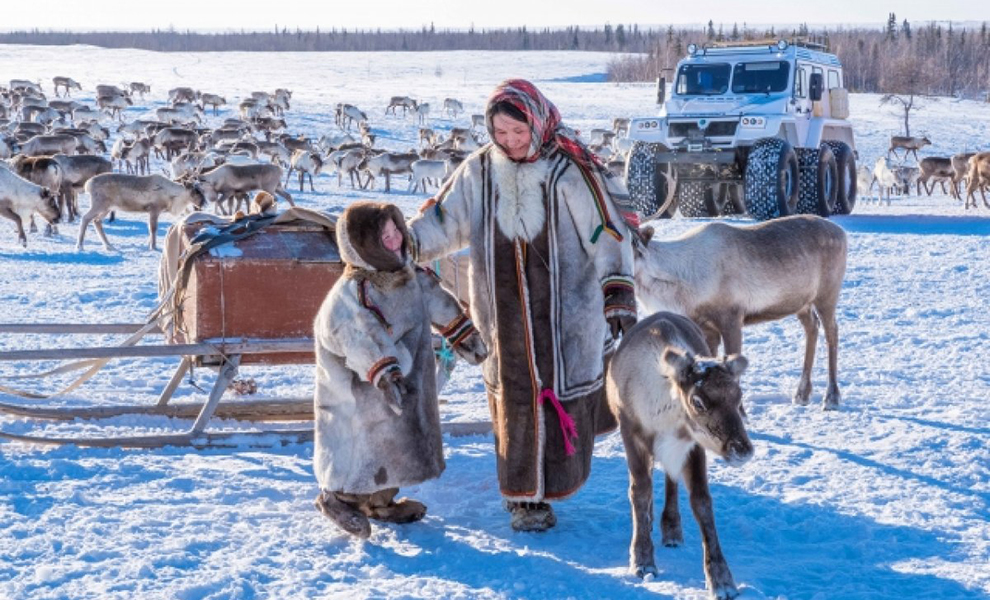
left=380, top=219, right=404, bottom=258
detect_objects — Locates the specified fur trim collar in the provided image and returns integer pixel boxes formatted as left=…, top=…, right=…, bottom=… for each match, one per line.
left=343, top=263, right=414, bottom=290
left=491, top=146, right=548, bottom=242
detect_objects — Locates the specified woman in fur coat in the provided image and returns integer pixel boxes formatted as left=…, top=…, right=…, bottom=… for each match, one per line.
left=407, top=79, right=639, bottom=531
left=313, top=201, right=488, bottom=539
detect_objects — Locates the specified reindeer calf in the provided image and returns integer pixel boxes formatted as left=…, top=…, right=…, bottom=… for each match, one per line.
left=608, top=311, right=751, bottom=599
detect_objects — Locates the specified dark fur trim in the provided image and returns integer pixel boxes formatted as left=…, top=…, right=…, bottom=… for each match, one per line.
left=341, top=201, right=410, bottom=272
left=343, top=264, right=414, bottom=290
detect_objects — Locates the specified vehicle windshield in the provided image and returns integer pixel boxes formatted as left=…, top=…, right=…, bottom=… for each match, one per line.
left=731, top=61, right=791, bottom=94
left=675, top=64, right=731, bottom=96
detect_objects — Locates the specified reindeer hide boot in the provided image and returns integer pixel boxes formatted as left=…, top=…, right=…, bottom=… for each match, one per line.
left=350, top=487, right=427, bottom=524
left=506, top=501, right=557, bottom=532
left=314, top=490, right=371, bottom=539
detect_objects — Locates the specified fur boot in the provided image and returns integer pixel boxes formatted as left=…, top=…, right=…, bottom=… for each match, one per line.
left=314, top=490, right=371, bottom=539
left=506, top=500, right=557, bottom=532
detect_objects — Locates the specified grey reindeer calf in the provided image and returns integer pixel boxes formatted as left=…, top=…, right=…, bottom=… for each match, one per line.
left=607, top=311, right=752, bottom=600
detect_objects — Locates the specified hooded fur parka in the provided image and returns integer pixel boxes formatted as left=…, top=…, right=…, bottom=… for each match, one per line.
left=313, top=202, right=481, bottom=494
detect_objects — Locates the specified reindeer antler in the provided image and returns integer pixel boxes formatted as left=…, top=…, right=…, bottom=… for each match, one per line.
left=642, top=163, right=678, bottom=222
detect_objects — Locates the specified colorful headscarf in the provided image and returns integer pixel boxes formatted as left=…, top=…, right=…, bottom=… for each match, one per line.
left=485, top=78, right=641, bottom=237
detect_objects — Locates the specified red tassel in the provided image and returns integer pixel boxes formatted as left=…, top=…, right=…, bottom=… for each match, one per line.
left=539, top=388, right=578, bottom=456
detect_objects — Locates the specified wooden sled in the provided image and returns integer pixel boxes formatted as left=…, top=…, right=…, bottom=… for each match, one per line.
left=0, top=215, right=487, bottom=448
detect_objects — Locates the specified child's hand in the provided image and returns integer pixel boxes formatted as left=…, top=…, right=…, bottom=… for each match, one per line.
left=454, top=331, right=488, bottom=365
left=377, top=370, right=413, bottom=415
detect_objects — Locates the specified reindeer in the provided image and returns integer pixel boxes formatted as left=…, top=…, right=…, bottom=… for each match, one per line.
left=442, top=98, right=463, bottom=118
left=97, top=94, right=133, bottom=121
left=635, top=214, right=847, bottom=409
left=0, top=165, right=60, bottom=246
left=888, top=135, right=931, bottom=161
left=19, top=134, right=77, bottom=157
left=386, top=96, right=417, bottom=116
left=327, top=148, right=366, bottom=189
left=201, top=93, right=227, bottom=116
left=470, top=114, right=485, bottom=131
left=414, top=102, right=431, bottom=126
left=77, top=173, right=206, bottom=251
left=613, top=117, right=631, bottom=137
left=52, top=153, right=112, bottom=221
left=129, top=82, right=151, bottom=98
left=286, top=149, right=324, bottom=192
left=51, top=76, right=82, bottom=98
left=196, top=163, right=294, bottom=214
left=916, top=157, right=955, bottom=196
left=607, top=311, right=751, bottom=598
left=95, top=84, right=129, bottom=99
left=409, top=159, right=450, bottom=193
left=950, top=152, right=977, bottom=199
left=963, top=152, right=990, bottom=209
left=168, top=87, right=199, bottom=105
left=340, top=104, right=368, bottom=131
left=361, top=151, right=417, bottom=193
left=121, top=138, right=153, bottom=175
left=8, top=155, right=64, bottom=234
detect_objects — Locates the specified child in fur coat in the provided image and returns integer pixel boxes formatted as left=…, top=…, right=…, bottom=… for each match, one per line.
left=313, top=201, right=488, bottom=538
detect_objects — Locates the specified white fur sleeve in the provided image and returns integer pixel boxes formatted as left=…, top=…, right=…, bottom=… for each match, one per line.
left=560, top=167, right=636, bottom=291
left=319, top=283, right=413, bottom=386
left=407, top=159, right=477, bottom=262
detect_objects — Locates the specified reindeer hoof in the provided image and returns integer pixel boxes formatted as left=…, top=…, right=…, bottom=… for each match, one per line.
left=792, top=393, right=811, bottom=407
left=633, top=563, right=658, bottom=579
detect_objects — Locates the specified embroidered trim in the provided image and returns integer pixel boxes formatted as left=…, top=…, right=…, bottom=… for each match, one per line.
left=577, top=163, right=623, bottom=243
left=440, top=315, right=476, bottom=348
left=367, top=356, right=399, bottom=383
left=358, top=279, right=391, bottom=334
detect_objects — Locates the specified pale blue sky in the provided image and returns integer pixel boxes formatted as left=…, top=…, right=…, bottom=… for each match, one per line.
left=3, top=0, right=986, bottom=31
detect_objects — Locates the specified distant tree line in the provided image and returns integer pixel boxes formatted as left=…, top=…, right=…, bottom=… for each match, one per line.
left=606, top=16, right=990, bottom=99
left=1, top=16, right=987, bottom=98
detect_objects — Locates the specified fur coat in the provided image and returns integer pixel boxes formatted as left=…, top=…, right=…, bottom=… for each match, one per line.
left=313, top=202, right=480, bottom=495
left=408, top=145, right=636, bottom=501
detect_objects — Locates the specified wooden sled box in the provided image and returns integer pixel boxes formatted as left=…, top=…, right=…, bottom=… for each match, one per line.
left=169, top=220, right=343, bottom=366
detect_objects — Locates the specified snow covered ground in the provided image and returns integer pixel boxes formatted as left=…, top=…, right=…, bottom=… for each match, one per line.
left=1, top=45, right=989, bottom=600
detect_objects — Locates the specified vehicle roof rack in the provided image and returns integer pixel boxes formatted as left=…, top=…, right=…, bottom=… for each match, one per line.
left=702, top=37, right=831, bottom=54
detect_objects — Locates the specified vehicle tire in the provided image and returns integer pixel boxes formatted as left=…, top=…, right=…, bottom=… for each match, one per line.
left=744, top=138, right=799, bottom=221
left=823, top=141, right=857, bottom=214
left=678, top=181, right=714, bottom=218
left=625, top=142, right=677, bottom=219
left=796, top=145, right=838, bottom=216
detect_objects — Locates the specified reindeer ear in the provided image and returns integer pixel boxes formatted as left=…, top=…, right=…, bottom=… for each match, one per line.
left=638, top=225, right=655, bottom=246
left=661, top=348, right=694, bottom=383
left=723, top=354, right=749, bottom=378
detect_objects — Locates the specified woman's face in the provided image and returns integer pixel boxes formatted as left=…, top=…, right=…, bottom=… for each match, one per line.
left=492, top=112, right=532, bottom=161
left=380, top=219, right=403, bottom=257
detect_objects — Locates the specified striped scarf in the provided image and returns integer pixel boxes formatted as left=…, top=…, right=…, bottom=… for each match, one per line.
left=485, top=78, right=641, bottom=237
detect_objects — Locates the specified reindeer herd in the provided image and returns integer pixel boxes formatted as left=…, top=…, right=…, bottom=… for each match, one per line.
left=863, top=134, right=990, bottom=209
left=0, top=76, right=527, bottom=250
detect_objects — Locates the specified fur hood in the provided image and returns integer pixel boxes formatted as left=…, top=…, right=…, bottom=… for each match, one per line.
left=490, top=146, right=549, bottom=242
left=336, top=201, right=410, bottom=272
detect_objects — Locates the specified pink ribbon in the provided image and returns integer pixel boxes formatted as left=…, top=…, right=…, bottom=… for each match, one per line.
left=538, top=388, right=578, bottom=456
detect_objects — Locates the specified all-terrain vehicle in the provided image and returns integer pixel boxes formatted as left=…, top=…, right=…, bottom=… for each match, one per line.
left=624, top=39, right=857, bottom=220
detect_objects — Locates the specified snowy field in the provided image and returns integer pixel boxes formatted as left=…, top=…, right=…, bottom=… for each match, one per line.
left=1, top=45, right=989, bottom=600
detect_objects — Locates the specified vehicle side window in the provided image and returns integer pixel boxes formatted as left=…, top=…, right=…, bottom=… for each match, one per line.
left=795, top=66, right=807, bottom=98
left=828, top=69, right=841, bottom=89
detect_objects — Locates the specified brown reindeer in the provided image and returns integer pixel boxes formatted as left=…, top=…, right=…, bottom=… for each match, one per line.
left=916, top=157, right=955, bottom=196
left=950, top=152, right=977, bottom=199
left=888, top=135, right=931, bottom=161
left=635, top=215, right=847, bottom=409
left=963, top=152, right=990, bottom=209
left=607, top=311, right=751, bottom=598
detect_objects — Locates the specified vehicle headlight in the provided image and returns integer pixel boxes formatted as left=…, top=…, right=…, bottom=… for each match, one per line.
left=636, top=120, right=661, bottom=129
left=740, top=116, right=767, bottom=129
